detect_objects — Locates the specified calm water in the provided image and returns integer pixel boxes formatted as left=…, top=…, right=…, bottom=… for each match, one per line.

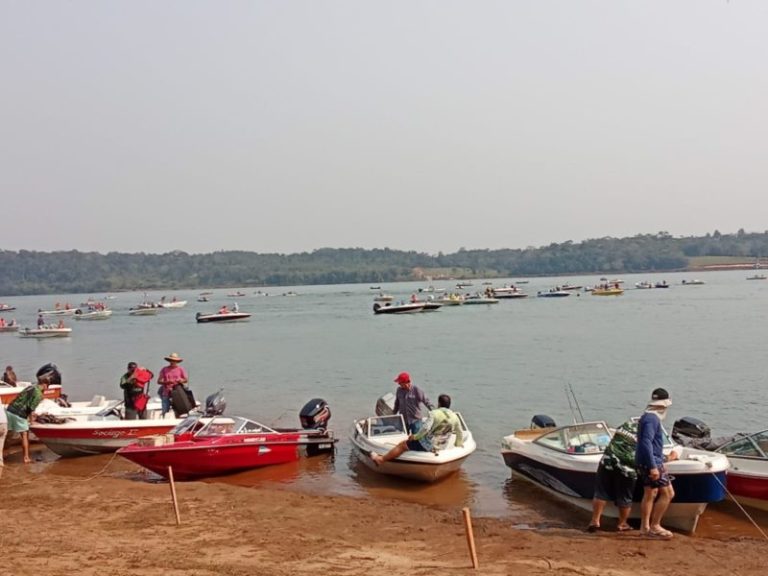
left=4, top=270, right=768, bottom=532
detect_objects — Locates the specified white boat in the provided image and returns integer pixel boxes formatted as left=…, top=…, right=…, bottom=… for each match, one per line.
left=500, top=420, right=729, bottom=533
left=0, top=323, right=19, bottom=333
left=129, top=303, right=159, bottom=316
left=537, top=290, right=571, bottom=298
left=681, top=279, right=706, bottom=286
left=158, top=300, right=188, bottom=309
left=635, top=281, right=654, bottom=289
left=29, top=399, right=183, bottom=457
left=0, top=304, right=17, bottom=313
left=372, top=302, right=426, bottom=314
left=462, top=295, right=499, bottom=305
left=19, top=326, right=72, bottom=338
left=747, top=274, right=767, bottom=281
left=492, top=286, right=528, bottom=299
left=33, top=395, right=121, bottom=421
left=350, top=412, right=476, bottom=482
left=73, top=309, right=113, bottom=320
left=196, top=311, right=252, bottom=323
left=373, top=293, right=394, bottom=302
left=38, top=308, right=77, bottom=316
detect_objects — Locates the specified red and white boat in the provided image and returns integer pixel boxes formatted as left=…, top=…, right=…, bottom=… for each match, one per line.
left=118, top=398, right=335, bottom=480
left=29, top=399, right=182, bottom=457
left=715, top=429, right=768, bottom=511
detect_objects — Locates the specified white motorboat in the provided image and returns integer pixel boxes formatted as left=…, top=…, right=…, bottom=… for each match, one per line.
left=0, top=322, right=19, bottom=333
left=38, top=308, right=77, bottom=316
left=29, top=399, right=183, bottom=457
left=492, top=286, right=528, bottom=299
left=635, top=281, right=654, bottom=289
left=196, top=311, right=252, bottom=323
left=373, top=293, right=394, bottom=303
left=0, top=304, right=17, bottom=313
left=350, top=412, right=476, bottom=482
left=33, top=395, right=121, bottom=421
left=537, top=290, right=571, bottom=298
left=159, top=300, right=188, bottom=309
left=129, top=303, right=159, bottom=316
left=73, top=309, right=113, bottom=320
left=372, top=302, right=426, bottom=314
left=681, top=279, right=706, bottom=285
left=19, top=326, right=72, bottom=338
left=500, top=420, right=729, bottom=533
left=462, top=295, right=499, bottom=305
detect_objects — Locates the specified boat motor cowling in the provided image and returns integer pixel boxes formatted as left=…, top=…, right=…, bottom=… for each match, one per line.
left=531, top=414, right=556, bottom=429
left=36, top=363, right=62, bottom=385
left=204, top=390, right=226, bottom=416
left=300, top=398, right=331, bottom=430
left=672, top=416, right=710, bottom=443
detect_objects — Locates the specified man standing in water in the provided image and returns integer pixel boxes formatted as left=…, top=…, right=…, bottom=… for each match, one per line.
left=392, top=371, right=434, bottom=433
left=635, top=387, right=677, bottom=539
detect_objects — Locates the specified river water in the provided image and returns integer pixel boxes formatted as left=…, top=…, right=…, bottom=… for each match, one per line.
left=3, top=269, right=767, bottom=535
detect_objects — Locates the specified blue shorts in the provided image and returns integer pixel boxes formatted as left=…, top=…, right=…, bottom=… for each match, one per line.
left=7, top=411, right=29, bottom=433
left=639, top=465, right=673, bottom=488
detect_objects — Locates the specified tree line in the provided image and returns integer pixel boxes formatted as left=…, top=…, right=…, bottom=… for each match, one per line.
left=1, top=229, right=766, bottom=296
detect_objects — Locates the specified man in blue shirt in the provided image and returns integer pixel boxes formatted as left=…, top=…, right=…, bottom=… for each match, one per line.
left=635, top=387, right=678, bottom=538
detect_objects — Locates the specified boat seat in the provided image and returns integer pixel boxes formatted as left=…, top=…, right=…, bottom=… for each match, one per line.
left=372, top=425, right=399, bottom=436
left=89, top=394, right=107, bottom=407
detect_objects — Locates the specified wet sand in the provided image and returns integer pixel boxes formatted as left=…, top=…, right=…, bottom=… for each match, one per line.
left=2, top=447, right=767, bottom=576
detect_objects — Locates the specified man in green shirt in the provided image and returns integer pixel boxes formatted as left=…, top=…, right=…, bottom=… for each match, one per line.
left=371, top=394, right=463, bottom=465
left=6, top=379, right=49, bottom=463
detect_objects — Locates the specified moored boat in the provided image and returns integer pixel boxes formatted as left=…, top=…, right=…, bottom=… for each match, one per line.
left=118, top=397, right=336, bottom=480
left=0, top=321, right=20, bottom=333
left=462, top=294, right=499, bottom=304
left=537, top=290, right=570, bottom=298
left=158, top=300, right=188, bottom=309
left=38, top=308, right=76, bottom=316
left=681, top=279, right=706, bottom=285
left=129, top=302, right=159, bottom=316
left=591, top=287, right=624, bottom=296
left=0, top=304, right=16, bottom=313
left=73, top=309, right=113, bottom=320
left=747, top=274, right=767, bottom=280
left=1, top=381, right=63, bottom=405
left=350, top=410, right=476, bottom=483
left=500, top=419, right=729, bottom=532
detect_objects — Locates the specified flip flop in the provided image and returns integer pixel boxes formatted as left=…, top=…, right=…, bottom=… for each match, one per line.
left=617, top=525, right=635, bottom=532
left=646, top=527, right=673, bottom=539
left=586, top=524, right=600, bottom=533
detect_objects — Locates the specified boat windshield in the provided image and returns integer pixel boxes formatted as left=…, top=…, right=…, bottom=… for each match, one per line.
left=534, top=422, right=611, bottom=454
left=171, top=416, right=205, bottom=435
left=718, top=430, right=768, bottom=459
left=197, top=416, right=276, bottom=436
left=366, top=414, right=407, bottom=437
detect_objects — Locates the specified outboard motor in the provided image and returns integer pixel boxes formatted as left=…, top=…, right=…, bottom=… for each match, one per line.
left=672, top=416, right=710, bottom=446
left=204, top=390, right=226, bottom=416
left=300, top=398, right=331, bottom=430
left=531, top=414, right=556, bottom=429
left=36, top=363, right=62, bottom=385
left=375, top=393, right=396, bottom=416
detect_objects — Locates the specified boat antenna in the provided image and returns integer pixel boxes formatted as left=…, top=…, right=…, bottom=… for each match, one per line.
left=565, top=385, right=579, bottom=424
left=566, top=383, right=585, bottom=423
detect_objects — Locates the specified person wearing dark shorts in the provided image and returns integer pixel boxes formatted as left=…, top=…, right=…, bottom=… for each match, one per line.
left=635, top=388, right=678, bottom=539
left=589, top=419, right=638, bottom=532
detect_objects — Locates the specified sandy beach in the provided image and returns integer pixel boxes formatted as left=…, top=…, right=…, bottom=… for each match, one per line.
left=2, top=451, right=766, bottom=576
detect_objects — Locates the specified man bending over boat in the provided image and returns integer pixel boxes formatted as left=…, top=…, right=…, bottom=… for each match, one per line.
left=6, top=378, right=50, bottom=463
left=371, top=394, right=463, bottom=465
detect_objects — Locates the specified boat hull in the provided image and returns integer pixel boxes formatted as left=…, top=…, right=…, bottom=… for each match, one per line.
left=196, top=312, right=252, bottom=323
left=1, top=383, right=63, bottom=405
left=19, top=328, right=72, bottom=338
left=30, top=421, right=178, bottom=457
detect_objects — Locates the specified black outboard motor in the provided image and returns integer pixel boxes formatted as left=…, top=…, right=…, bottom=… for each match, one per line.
left=531, top=414, right=556, bottom=429
left=204, top=390, right=226, bottom=416
left=300, top=398, right=331, bottom=430
left=36, top=363, right=62, bottom=385
left=672, top=416, right=710, bottom=446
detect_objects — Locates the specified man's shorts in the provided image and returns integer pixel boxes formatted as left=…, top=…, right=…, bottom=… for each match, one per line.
left=7, top=411, right=29, bottom=433
left=638, top=465, right=673, bottom=488
left=593, top=462, right=636, bottom=508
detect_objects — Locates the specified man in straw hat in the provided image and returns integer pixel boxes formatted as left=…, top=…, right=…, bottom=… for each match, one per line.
left=635, top=387, right=678, bottom=539
left=157, top=352, right=188, bottom=416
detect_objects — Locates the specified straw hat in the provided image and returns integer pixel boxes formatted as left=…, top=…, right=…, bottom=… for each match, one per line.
left=164, top=352, right=183, bottom=363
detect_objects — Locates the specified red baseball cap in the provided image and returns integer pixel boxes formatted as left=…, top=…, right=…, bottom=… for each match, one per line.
left=394, top=372, right=411, bottom=384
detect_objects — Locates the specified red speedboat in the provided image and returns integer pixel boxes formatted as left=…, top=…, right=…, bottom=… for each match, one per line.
left=118, top=398, right=336, bottom=480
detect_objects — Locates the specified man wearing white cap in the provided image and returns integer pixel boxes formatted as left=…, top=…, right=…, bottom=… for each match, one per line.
left=635, top=387, right=678, bottom=538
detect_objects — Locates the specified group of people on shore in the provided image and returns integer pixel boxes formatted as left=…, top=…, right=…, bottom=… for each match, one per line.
left=119, top=352, right=192, bottom=419
left=589, top=387, right=677, bottom=539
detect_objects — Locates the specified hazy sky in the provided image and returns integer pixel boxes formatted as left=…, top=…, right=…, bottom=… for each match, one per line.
left=2, top=1, right=766, bottom=255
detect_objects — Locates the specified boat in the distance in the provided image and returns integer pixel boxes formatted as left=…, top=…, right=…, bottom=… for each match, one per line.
left=129, top=302, right=160, bottom=316
left=747, top=274, right=767, bottom=281
left=158, top=299, right=188, bottom=309
left=591, top=287, right=624, bottom=296
left=19, top=326, right=72, bottom=338
left=196, top=310, right=252, bottom=323
left=461, top=294, right=499, bottom=305
left=73, top=309, right=113, bottom=320
left=635, top=281, right=654, bottom=289
left=492, top=286, right=528, bottom=299
left=227, top=291, right=247, bottom=297
left=38, top=307, right=77, bottom=316
left=434, top=294, right=464, bottom=306
left=350, top=395, right=476, bottom=483
left=537, top=290, right=571, bottom=298
left=118, top=397, right=336, bottom=480
left=0, top=304, right=16, bottom=313
left=501, top=419, right=729, bottom=533
left=681, top=279, right=706, bottom=285
left=0, top=320, right=19, bottom=333
left=372, top=302, right=426, bottom=314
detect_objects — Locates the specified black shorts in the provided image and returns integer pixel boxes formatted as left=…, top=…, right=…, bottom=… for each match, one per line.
left=638, top=465, right=673, bottom=488
left=593, top=463, right=636, bottom=508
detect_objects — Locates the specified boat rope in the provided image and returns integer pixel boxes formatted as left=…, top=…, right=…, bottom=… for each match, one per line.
left=711, top=471, right=768, bottom=543
left=1, top=450, right=122, bottom=486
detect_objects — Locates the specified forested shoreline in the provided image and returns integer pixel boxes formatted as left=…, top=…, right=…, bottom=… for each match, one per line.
left=1, top=230, right=766, bottom=296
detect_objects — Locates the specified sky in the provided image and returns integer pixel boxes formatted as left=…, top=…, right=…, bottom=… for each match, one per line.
left=2, top=1, right=767, bottom=255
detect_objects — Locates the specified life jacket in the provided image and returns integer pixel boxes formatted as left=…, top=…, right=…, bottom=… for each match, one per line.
left=133, top=367, right=154, bottom=387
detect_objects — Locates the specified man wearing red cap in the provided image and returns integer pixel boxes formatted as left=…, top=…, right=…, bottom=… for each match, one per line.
left=392, top=371, right=434, bottom=433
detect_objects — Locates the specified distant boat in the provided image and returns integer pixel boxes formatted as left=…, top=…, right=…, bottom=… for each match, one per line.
left=73, top=309, right=113, bottom=320
left=0, top=304, right=16, bottom=313
left=196, top=311, right=252, bottom=323
left=747, top=274, right=767, bottom=280
left=159, top=300, right=188, bottom=309
left=227, top=291, right=247, bottom=297
left=19, top=326, right=72, bottom=338
left=681, top=279, right=706, bottom=286
left=373, top=302, right=426, bottom=315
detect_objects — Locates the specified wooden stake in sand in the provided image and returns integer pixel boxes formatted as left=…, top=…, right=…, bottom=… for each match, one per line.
left=168, top=466, right=181, bottom=526
left=462, top=507, right=479, bottom=569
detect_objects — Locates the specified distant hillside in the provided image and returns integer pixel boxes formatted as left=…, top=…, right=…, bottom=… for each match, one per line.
left=1, top=229, right=766, bottom=296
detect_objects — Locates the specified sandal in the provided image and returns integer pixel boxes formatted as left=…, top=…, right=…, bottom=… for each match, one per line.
left=586, top=524, right=600, bottom=533
left=647, top=527, right=673, bottom=539
left=617, top=525, right=634, bottom=532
